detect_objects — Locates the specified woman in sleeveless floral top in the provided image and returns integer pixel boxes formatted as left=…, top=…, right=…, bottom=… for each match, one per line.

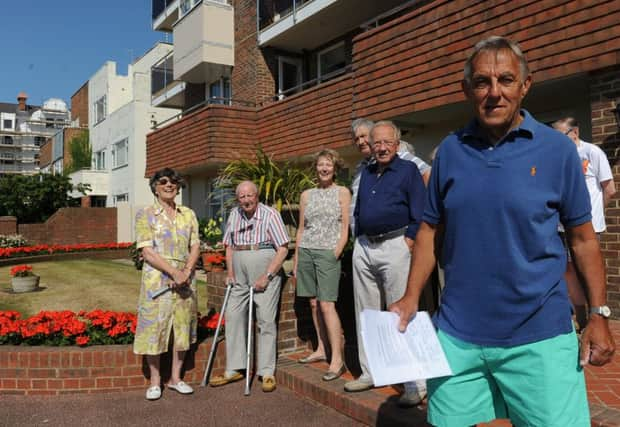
left=294, top=149, right=351, bottom=381
left=133, top=168, right=201, bottom=401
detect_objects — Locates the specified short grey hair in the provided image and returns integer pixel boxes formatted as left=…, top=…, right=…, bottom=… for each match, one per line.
left=552, top=117, right=579, bottom=130
left=369, top=120, right=401, bottom=145
left=463, top=36, right=530, bottom=84
left=235, top=180, right=258, bottom=197
left=351, top=118, right=374, bottom=135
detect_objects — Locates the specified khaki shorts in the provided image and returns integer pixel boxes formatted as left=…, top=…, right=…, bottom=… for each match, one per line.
left=296, top=247, right=341, bottom=302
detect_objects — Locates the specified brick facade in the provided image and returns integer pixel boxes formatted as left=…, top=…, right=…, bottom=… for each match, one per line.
left=352, top=0, right=620, bottom=118
left=38, top=140, right=53, bottom=170
left=146, top=105, right=256, bottom=176
left=589, top=65, right=620, bottom=315
left=232, top=0, right=276, bottom=106
left=18, top=208, right=117, bottom=245
left=70, top=82, right=89, bottom=128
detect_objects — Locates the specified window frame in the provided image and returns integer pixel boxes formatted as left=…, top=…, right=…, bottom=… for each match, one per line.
left=94, top=95, right=107, bottom=125
left=111, top=138, right=129, bottom=169
left=317, top=41, right=346, bottom=82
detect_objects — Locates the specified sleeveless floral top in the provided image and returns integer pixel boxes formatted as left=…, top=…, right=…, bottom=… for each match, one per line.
left=299, top=186, right=342, bottom=250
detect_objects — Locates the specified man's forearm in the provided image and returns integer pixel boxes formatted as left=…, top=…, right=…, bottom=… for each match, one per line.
left=266, top=245, right=289, bottom=275
left=571, top=238, right=607, bottom=307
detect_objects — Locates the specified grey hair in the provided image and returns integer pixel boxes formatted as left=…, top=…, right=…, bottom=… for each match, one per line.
left=369, top=120, right=401, bottom=144
left=235, top=180, right=258, bottom=197
left=351, top=118, right=374, bottom=135
left=463, top=36, right=530, bottom=84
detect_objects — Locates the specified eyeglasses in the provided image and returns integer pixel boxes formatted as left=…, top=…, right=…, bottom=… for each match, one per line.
left=564, top=127, right=574, bottom=135
left=157, top=177, right=177, bottom=186
left=372, top=140, right=398, bottom=148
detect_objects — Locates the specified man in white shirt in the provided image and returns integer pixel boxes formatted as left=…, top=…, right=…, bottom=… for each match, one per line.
left=553, top=117, right=617, bottom=330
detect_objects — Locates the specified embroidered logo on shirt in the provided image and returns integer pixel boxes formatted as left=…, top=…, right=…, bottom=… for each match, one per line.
left=530, top=166, right=536, bottom=176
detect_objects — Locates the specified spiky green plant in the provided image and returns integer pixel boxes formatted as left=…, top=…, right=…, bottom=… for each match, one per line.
left=215, top=147, right=315, bottom=225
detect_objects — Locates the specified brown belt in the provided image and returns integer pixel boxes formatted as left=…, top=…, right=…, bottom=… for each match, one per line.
left=233, top=243, right=272, bottom=251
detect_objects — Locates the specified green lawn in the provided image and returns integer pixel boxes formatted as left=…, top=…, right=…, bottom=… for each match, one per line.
left=0, top=259, right=208, bottom=318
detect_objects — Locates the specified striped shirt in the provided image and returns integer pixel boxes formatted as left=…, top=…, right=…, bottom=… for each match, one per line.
left=223, top=202, right=289, bottom=248
left=349, top=143, right=431, bottom=235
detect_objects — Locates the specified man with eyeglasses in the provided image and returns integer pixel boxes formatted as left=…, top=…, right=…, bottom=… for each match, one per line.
left=552, top=117, right=617, bottom=331
left=345, top=120, right=428, bottom=407
left=390, top=36, right=615, bottom=426
left=209, top=180, right=289, bottom=393
left=349, top=118, right=431, bottom=236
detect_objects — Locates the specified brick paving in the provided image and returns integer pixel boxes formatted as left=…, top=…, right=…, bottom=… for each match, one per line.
left=277, top=320, right=620, bottom=426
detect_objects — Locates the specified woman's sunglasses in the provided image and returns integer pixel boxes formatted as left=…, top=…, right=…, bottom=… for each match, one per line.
left=157, top=177, right=178, bottom=186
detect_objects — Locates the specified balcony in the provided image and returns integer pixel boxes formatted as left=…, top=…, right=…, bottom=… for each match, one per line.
left=258, top=0, right=405, bottom=51
left=152, top=0, right=179, bottom=32
left=173, top=0, right=234, bottom=84
left=68, top=169, right=110, bottom=198
left=151, top=53, right=187, bottom=108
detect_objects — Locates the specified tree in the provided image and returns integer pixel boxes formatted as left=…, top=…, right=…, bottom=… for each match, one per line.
left=0, top=174, right=90, bottom=223
left=64, top=130, right=91, bottom=175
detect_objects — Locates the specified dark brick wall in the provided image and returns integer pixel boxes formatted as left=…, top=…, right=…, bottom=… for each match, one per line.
left=0, top=217, right=17, bottom=235
left=232, top=0, right=276, bottom=105
left=589, top=65, right=620, bottom=317
left=70, top=82, right=89, bottom=128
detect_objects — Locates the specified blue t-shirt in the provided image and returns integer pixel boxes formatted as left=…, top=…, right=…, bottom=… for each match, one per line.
left=425, top=110, right=591, bottom=346
left=356, top=156, right=425, bottom=240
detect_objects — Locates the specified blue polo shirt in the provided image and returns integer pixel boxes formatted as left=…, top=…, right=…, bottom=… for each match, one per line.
left=425, top=110, right=591, bottom=346
left=355, top=155, right=425, bottom=239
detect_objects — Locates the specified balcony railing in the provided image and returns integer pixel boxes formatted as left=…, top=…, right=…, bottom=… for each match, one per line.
left=152, top=54, right=175, bottom=95
left=258, top=0, right=313, bottom=30
left=152, top=0, right=177, bottom=20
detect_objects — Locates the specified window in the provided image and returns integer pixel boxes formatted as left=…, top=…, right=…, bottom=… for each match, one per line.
left=3, top=136, right=13, bottom=145
left=111, top=139, right=128, bottom=169
left=208, top=77, right=231, bottom=105
left=2, top=119, right=12, bottom=130
left=94, top=96, right=107, bottom=124
left=94, top=150, right=106, bottom=170
left=277, top=56, right=302, bottom=98
left=34, top=137, right=45, bottom=147
left=91, top=196, right=106, bottom=207
left=114, top=193, right=129, bottom=205
left=317, top=41, right=346, bottom=81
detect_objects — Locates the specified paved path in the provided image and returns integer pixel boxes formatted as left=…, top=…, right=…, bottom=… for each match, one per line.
left=0, top=381, right=364, bottom=427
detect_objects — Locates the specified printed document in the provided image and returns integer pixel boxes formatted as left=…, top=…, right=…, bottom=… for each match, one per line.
left=360, top=310, right=452, bottom=387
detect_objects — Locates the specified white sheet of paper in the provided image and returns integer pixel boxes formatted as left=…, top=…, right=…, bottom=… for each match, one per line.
left=360, top=310, right=452, bottom=387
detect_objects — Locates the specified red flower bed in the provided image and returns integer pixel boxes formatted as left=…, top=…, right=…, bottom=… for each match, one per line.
left=0, top=242, right=133, bottom=259
left=0, top=309, right=222, bottom=347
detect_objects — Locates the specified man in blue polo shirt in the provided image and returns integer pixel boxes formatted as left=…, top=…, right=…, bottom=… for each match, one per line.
left=390, top=36, right=615, bottom=426
left=345, top=120, right=428, bottom=407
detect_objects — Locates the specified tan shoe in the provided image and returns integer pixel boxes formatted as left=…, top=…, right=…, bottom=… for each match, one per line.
left=209, top=372, right=244, bottom=387
left=262, top=375, right=276, bottom=392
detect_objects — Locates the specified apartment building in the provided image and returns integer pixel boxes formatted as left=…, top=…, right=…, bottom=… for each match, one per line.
left=0, top=93, right=70, bottom=176
left=76, top=42, right=180, bottom=211
left=145, top=0, right=620, bottom=311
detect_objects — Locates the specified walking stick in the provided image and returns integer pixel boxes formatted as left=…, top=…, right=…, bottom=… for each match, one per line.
left=201, top=279, right=233, bottom=387
left=244, top=285, right=255, bottom=396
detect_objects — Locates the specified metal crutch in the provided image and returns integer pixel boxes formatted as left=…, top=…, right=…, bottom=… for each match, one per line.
left=244, top=285, right=255, bottom=396
left=201, top=279, right=234, bottom=387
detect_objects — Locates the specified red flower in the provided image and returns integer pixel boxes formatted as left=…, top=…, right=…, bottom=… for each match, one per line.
left=9, top=265, right=34, bottom=277
left=75, top=335, right=90, bottom=346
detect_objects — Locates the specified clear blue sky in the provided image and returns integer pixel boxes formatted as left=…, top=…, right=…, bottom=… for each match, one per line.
left=1, top=1, right=165, bottom=107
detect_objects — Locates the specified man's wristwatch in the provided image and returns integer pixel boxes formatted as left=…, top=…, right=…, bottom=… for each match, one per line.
left=590, top=305, right=612, bottom=318
left=267, top=272, right=275, bottom=281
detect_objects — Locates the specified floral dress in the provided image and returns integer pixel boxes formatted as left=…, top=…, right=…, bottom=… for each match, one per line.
left=133, top=201, right=200, bottom=355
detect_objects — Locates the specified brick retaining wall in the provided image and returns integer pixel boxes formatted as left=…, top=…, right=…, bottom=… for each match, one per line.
left=0, top=338, right=226, bottom=396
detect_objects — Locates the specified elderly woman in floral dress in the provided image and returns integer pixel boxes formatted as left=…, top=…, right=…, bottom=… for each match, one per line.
left=133, top=167, right=201, bottom=401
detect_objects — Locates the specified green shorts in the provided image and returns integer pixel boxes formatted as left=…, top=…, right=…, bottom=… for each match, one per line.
left=428, top=329, right=589, bottom=427
left=296, top=247, right=341, bottom=302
